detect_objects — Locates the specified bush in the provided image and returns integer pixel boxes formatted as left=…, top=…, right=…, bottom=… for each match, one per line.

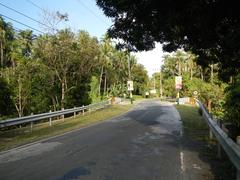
left=0, top=77, right=14, bottom=116
left=224, top=75, right=240, bottom=127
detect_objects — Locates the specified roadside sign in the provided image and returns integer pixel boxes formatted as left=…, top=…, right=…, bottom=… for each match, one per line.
left=175, top=76, right=182, bottom=90
left=193, top=91, right=198, bottom=95
left=150, top=89, right=156, bottom=94
left=127, top=80, right=134, bottom=91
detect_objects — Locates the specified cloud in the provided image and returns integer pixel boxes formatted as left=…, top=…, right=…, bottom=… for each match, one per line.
left=132, top=43, right=164, bottom=77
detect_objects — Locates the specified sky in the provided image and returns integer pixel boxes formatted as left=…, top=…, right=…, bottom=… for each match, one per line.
left=0, top=0, right=163, bottom=77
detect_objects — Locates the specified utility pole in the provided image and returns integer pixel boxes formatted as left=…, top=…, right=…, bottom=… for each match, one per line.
left=159, top=69, right=163, bottom=99
left=210, top=63, right=214, bottom=84
left=127, top=53, right=133, bottom=104
left=153, top=75, right=156, bottom=90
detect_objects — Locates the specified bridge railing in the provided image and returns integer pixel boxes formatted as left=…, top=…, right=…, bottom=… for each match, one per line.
left=196, top=100, right=240, bottom=179
left=0, top=100, right=111, bottom=129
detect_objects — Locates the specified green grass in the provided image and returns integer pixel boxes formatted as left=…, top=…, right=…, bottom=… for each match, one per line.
left=175, top=104, right=209, bottom=141
left=132, top=95, right=144, bottom=100
left=175, top=104, right=235, bottom=179
left=0, top=104, right=133, bottom=151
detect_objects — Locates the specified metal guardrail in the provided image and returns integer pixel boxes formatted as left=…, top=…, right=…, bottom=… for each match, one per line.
left=0, top=100, right=111, bottom=128
left=196, top=100, right=240, bottom=179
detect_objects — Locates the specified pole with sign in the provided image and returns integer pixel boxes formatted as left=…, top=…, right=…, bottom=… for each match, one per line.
left=127, top=80, right=134, bottom=104
left=175, top=76, right=182, bottom=105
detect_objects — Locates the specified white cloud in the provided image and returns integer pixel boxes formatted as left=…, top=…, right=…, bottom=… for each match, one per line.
left=132, top=43, right=164, bottom=77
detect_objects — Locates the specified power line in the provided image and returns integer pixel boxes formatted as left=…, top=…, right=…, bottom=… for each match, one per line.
left=0, top=14, right=44, bottom=34
left=76, top=0, right=109, bottom=26
left=25, top=0, right=43, bottom=11
left=0, top=2, right=53, bottom=30
left=26, top=0, right=69, bottom=29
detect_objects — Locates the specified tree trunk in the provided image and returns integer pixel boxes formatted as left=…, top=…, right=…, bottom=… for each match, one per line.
left=99, top=65, right=103, bottom=96
left=51, top=95, right=57, bottom=112
left=159, top=71, right=163, bottom=98
left=200, top=67, right=204, bottom=80
left=190, top=68, right=193, bottom=80
left=210, top=64, right=214, bottom=84
left=61, top=80, right=65, bottom=109
left=207, top=99, right=212, bottom=113
left=16, top=77, right=23, bottom=117
left=103, top=70, right=107, bottom=96
left=0, top=41, right=3, bottom=69
left=178, top=59, right=181, bottom=75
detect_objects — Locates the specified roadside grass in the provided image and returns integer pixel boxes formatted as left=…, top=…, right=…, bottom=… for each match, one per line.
left=133, top=95, right=144, bottom=100
left=175, top=104, right=235, bottom=180
left=0, top=104, right=133, bottom=151
left=176, top=105, right=209, bottom=142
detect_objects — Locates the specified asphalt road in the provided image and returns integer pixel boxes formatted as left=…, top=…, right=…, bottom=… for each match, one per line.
left=0, top=100, right=184, bottom=180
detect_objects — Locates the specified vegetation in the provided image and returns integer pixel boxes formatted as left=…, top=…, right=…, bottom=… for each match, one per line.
left=0, top=16, right=148, bottom=119
left=97, top=0, right=240, bottom=127
left=151, top=50, right=226, bottom=119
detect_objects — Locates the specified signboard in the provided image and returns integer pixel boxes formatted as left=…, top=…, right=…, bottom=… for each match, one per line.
left=175, top=76, right=182, bottom=90
left=193, top=90, right=198, bottom=95
left=193, top=90, right=198, bottom=98
left=127, top=80, right=134, bottom=91
left=150, top=89, right=156, bottom=94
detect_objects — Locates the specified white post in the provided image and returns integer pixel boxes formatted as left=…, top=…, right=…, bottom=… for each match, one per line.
left=217, top=143, right=222, bottom=159
left=49, top=110, right=52, bottom=126
left=237, top=136, right=240, bottom=180
left=74, top=107, right=76, bottom=118
left=30, top=112, right=33, bottom=132
left=209, top=129, right=213, bottom=140
left=82, top=105, right=85, bottom=116
left=217, top=119, right=222, bottom=159
left=61, top=108, right=64, bottom=121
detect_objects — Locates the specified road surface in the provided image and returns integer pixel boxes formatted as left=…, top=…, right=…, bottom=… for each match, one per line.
left=0, top=100, right=202, bottom=180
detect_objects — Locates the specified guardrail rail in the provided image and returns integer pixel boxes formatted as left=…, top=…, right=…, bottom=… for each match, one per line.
left=0, top=100, right=111, bottom=129
left=196, top=100, right=240, bottom=180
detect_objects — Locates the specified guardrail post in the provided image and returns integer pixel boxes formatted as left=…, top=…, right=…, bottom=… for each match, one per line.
left=61, top=108, right=64, bottom=121
left=209, top=129, right=213, bottom=140
left=30, top=113, right=33, bottom=132
left=237, top=136, right=240, bottom=180
left=217, top=119, right=222, bottom=159
left=74, top=107, right=76, bottom=118
left=82, top=105, right=85, bottom=116
left=217, top=142, right=222, bottom=159
left=49, top=110, right=52, bottom=126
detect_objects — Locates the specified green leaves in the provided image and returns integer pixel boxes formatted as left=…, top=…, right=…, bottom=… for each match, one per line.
left=224, top=75, right=240, bottom=127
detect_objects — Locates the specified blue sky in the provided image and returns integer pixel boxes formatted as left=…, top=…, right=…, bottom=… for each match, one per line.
left=0, top=0, right=163, bottom=76
left=0, top=0, right=112, bottom=39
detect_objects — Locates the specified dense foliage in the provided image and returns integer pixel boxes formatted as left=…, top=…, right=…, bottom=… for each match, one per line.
left=224, top=75, right=240, bottom=126
left=152, top=50, right=225, bottom=119
left=0, top=17, right=148, bottom=118
left=96, top=0, right=240, bottom=80
left=97, top=1, right=240, bottom=127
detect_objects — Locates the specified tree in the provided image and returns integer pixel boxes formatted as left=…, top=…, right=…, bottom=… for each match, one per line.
left=35, top=29, right=76, bottom=110
left=0, top=77, right=14, bottom=116
left=96, top=0, right=240, bottom=80
left=66, top=30, right=101, bottom=107
left=224, top=75, right=240, bottom=127
left=131, top=64, right=148, bottom=95
left=0, top=17, right=15, bottom=69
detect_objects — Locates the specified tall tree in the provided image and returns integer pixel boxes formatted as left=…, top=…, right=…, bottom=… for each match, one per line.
left=96, top=0, right=240, bottom=80
left=0, top=17, right=14, bottom=69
